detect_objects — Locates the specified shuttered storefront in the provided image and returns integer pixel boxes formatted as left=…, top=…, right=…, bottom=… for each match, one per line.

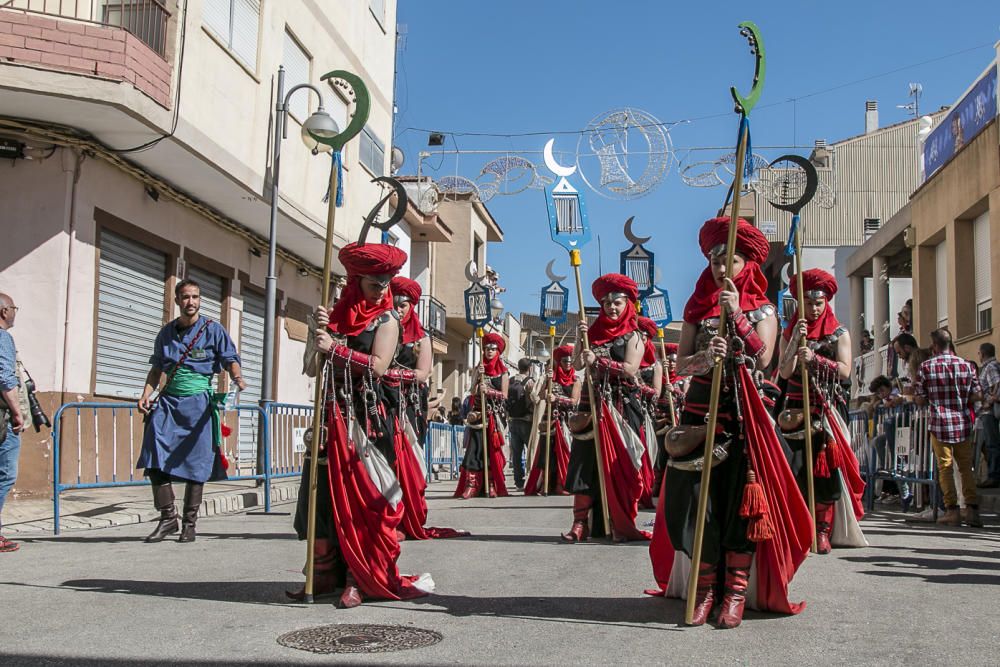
left=238, top=290, right=266, bottom=469
left=95, top=230, right=167, bottom=398
left=185, top=264, right=226, bottom=391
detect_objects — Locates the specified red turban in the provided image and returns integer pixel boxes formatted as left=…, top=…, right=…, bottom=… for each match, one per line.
left=683, top=218, right=772, bottom=325
left=553, top=344, right=575, bottom=362
left=481, top=332, right=506, bottom=377
left=783, top=269, right=842, bottom=342
left=552, top=344, right=577, bottom=387
left=390, top=276, right=425, bottom=344
left=698, top=217, right=770, bottom=265
left=664, top=342, right=679, bottom=356
left=328, top=243, right=408, bottom=337
left=637, top=317, right=659, bottom=338
left=592, top=273, right=639, bottom=303
left=789, top=269, right=838, bottom=299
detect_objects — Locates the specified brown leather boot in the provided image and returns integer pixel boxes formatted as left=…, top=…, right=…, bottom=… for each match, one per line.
left=715, top=552, right=753, bottom=629
left=144, top=480, right=178, bottom=543
left=815, top=502, right=834, bottom=554
left=561, top=495, right=592, bottom=542
left=178, top=482, right=203, bottom=543
left=687, top=563, right=718, bottom=626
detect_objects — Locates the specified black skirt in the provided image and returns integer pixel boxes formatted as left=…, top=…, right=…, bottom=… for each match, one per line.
left=293, top=460, right=337, bottom=543
left=461, top=427, right=487, bottom=471
left=786, top=436, right=843, bottom=504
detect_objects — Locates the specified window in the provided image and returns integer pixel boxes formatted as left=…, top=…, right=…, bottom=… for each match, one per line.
left=360, top=126, right=385, bottom=176
left=935, top=242, right=948, bottom=329
left=204, top=0, right=260, bottom=71
left=974, top=211, right=992, bottom=332
left=282, top=30, right=312, bottom=121
left=369, top=0, right=386, bottom=28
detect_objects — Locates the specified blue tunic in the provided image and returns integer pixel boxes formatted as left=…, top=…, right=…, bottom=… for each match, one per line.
left=136, top=317, right=240, bottom=482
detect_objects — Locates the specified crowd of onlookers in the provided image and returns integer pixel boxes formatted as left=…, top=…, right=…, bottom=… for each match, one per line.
left=857, top=296, right=998, bottom=527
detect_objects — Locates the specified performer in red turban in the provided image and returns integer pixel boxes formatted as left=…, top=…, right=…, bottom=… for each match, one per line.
left=634, top=316, right=663, bottom=509
left=777, top=268, right=865, bottom=553
left=524, top=344, right=578, bottom=496
left=289, top=242, right=432, bottom=608
left=454, top=331, right=510, bottom=498
left=647, top=217, right=811, bottom=629
left=651, top=342, right=687, bottom=498
left=386, top=276, right=467, bottom=540
left=562, top=273, right=651, bottom=542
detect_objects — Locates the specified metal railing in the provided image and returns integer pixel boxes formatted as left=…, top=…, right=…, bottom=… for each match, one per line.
left=420, top=294, right=447, bottom=339
left=2, top=0, right=170, bottom=56
left=426, top=421, right=463, bottom=480
left=852, top=344, right=890, bottom=399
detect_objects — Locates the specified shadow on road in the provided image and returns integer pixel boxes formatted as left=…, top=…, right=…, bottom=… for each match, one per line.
left=455, top=532, right=649, bottom=547
left=0, top=655, right=273, bottom=666
left=0, top=579, right=303, bottom=607
left=19, top=532, right=297, bottom=544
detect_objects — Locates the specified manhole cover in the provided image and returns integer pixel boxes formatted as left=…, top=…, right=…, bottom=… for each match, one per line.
left=277, top=624, right=442, bottom=654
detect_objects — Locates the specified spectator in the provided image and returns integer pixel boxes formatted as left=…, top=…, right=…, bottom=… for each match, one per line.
left=976, top=343, right=1000, bottom=489
left=0, top=293, right=27, bottom=553
left=913, top=328, right=983, bottom=527
left=892, top=333, right=929, bottom=388
left=447, top=397, right=464, bottom=426
left=868, top=375, right=906, bottom=504
left=860, top=330, right=875, bottom=354
left=506, top=358, right=536, bottom=490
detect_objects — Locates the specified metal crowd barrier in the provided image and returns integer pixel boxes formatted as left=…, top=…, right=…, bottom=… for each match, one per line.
left=51, top=402, right=270, bottom=535
left=426, top=422, right=464, bottom=481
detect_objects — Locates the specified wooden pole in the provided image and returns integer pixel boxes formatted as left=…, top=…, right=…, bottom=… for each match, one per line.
left=477, top=327, right=491, bottom=496
left=303, top=160, right=340, bottom=603
left=684, top=125, right=749, bottom=625
left=570, top=249, right=612, bottom=538
left=657, top=328, right=678, bottom=427
left=543, top=326, right=555, bottom=495
left=795, top=220, right=818, bottom=553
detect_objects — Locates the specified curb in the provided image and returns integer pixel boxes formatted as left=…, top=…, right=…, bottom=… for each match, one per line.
left=4, top=480, right=301, bottom=535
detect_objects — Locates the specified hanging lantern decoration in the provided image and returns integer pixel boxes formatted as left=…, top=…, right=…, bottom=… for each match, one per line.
left=463, top=262, right=493, bottom=328
left=778, top=286, right=797, bottom=330
left=542, top=140, right=592, bottom=251
left=641, top=266, right=673, bottom=326
left=619, top=216, right=655, bottom=296
left=539, top=259, right=569, bottom=326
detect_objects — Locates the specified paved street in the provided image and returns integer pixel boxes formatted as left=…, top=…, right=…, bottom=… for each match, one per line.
left=1, top=481, right=998, bottom=666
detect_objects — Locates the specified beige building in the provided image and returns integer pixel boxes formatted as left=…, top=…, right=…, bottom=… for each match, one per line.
left=0, top=0, right=402, bottom=497
left=847, top=46, right=1000, bottom=394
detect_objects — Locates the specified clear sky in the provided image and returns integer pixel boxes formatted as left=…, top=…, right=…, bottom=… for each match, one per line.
left=393, top=1, right=999, bottom=320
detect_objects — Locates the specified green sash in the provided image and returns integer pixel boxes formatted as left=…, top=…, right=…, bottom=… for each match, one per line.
left=165, top=366, right=227, bottom=447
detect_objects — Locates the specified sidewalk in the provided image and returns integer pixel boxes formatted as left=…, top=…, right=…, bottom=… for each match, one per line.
left=3, top=478, right=302, bottom=535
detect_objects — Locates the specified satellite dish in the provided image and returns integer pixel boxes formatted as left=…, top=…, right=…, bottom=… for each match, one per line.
left=417, top=181, right=440, bottom=213
left=917, top=115, right=934, bottom=138
left=390, top=146, right=405, bottom=174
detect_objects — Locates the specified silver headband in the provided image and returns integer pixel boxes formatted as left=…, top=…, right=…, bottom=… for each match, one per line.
left=804, top=289, right=828, bottom=300
left=601, top=291, right=629, bottom=303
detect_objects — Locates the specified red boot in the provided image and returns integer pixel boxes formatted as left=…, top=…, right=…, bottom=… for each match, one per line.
left=460, top=471, right=483, bottom=500
left=337, top=570, right=362, bottom=609
left=687, top=563, right=718, bottom=626
left=561, top=495, right=592, bottom=542
left=285, top=539, right=341, bottom=600
left=715, top=552, right=753, bottom=629
left=815, top=503, right=834, bottom=554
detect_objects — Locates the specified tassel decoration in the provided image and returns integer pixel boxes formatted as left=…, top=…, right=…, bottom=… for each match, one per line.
left=827, top=440, right=842, bottom=470
left=220, top=423, right=232, bottom=438
left=814, top=447, right=831, bottom=478
left=740, top=468, right=769, bottom=518
left=748, top=513, right=775, bottom=542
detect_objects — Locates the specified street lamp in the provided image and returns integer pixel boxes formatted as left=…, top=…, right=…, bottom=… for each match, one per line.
left=262, top=66, right=340, bottom=412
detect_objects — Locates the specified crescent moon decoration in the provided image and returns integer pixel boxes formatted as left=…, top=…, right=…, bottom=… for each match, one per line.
left=437, top=175, right=481, bottom=201
left=623, top=216, right=652, bottom=245
left=314, top=71, right=369, bottom=152
left=576, top=107, right=673, bottom=200
left=680, top=160, right=724, bottom=188
left=464, top=261, right=480, bottom=283
left=543, top=138, right=577, bottom=178
left=477, top=156, right=542, bottom=199
left=356, top=177, right=407, bottom=245
left=545, top=259, right=567, bottom=283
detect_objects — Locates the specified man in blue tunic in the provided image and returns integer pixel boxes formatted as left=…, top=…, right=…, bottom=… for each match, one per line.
left=137, top=279, right=245, bottom=543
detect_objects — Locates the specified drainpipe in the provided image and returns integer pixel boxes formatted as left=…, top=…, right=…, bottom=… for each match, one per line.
left=59, top=148, right=84, bottom=406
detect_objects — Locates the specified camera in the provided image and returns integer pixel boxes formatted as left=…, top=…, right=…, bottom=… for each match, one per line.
left=23, top=373, right=51, bottom=432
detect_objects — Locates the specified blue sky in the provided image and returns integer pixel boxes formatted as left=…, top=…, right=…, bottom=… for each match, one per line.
left=393, top=1, right=999, bottom=319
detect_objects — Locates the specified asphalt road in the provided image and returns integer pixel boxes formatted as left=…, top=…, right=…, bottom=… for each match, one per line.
left=1, top=483, right=997, bottom=666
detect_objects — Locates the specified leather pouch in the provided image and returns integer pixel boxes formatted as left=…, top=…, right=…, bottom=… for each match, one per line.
left=778, top=409, right=805, bottom=433
left=664, top=424, right=708, bottom=458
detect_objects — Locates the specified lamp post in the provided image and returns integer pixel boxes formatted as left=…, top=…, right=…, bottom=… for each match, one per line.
left=538, top=271, right=568, bottom=495
left=464, top=269, right=495, bottom=492
left=261, top=66, right=340, bottom=414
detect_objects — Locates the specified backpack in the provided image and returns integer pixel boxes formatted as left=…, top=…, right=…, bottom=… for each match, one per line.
left=506, top=374, right=533, bottom=419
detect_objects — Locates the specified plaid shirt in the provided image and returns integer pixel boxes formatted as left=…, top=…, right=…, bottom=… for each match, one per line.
left=980, top=358, right=1000, bottom=402
left=914, top=353, right=981, bottom=443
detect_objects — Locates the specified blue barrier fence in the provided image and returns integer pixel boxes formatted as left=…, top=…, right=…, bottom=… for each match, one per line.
left=51, top=401, right=467, bottom=534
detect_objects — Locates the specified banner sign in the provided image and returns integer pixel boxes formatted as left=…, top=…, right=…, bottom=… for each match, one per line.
left=923, top=64, right=997, bottom=181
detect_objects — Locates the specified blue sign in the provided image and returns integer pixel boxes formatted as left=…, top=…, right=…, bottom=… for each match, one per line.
left=641, top=285, right=673, bottom=327
left=923, top=64, right=997, bottom=181
left=544, top=180, right=592, bottom=251
left=539, top=281, right=569, bottom=325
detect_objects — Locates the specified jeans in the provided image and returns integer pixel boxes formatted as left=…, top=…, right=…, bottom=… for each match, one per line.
left=931, top=434, right=978, bottom=509
left=507, top=419, right=531, bottom=488
left=980, top=412, right=1000, bottom=482
left=0, top=425, right=22, bottom=527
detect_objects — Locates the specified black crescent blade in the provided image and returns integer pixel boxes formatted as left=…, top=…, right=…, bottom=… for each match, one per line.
left=765, top=154, right=818, bottom=214
left=356, top=177, right=409, bottom=245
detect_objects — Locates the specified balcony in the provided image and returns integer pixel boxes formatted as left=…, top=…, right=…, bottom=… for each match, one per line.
left=420, top=295, right=446, bottom=340
left=2, top=0, right=169, bottom=55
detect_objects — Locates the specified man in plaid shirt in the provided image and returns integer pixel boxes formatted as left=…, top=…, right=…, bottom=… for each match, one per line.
left=977, top=343, right=1000, bottom=488
left=914, top=328, right=982, bottom=527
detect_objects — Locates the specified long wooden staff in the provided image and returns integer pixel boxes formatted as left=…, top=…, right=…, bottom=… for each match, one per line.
left=657, top=328, right=678, bottom=427
left=794, top=226, right=818, bottom=553
left=543, top=325, right=556, bottom=495
left=477, top=327, right=491, bottom=496
left=303, top=71, right=369, bottom=603
left=570, top=250, right=612, bottom=538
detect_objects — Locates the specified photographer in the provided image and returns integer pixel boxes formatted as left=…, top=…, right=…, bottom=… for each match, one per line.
left=0, top=293, right=28, bottom=553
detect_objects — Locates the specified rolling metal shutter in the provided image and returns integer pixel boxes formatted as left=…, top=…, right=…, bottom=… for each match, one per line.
left=95, top=230, right=167, bottom=399
left=185, top=265, right=225, bottom=323
left=238, top=290, right=265, bottom=467
left=974, top=212, right=991, bottom=310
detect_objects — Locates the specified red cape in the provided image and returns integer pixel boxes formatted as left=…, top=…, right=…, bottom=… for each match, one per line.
left=646, top=365, right=811, bottom=615
left=453, top=413, right=509, bottom=498
left=597, top=400, right=651, bottom=541
left=524, top=419, right=571, bottom=495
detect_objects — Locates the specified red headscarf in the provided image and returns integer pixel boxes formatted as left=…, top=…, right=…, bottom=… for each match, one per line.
left=481, top=332, right=507, bottom=376
left=589, top=273, right=639, bottom=347
left=552, top=344, right=577, bottom=387
left=390, top=276, right=426, bottom=344
left=682, top=217, right=772, bottom=324
left=663, top=342, right=680, bottom=383
left=328, top=243, right=408, bottom=337
left=637, top=317, right=658, bottom=368
left=783, top=269, right=842, bottom=341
